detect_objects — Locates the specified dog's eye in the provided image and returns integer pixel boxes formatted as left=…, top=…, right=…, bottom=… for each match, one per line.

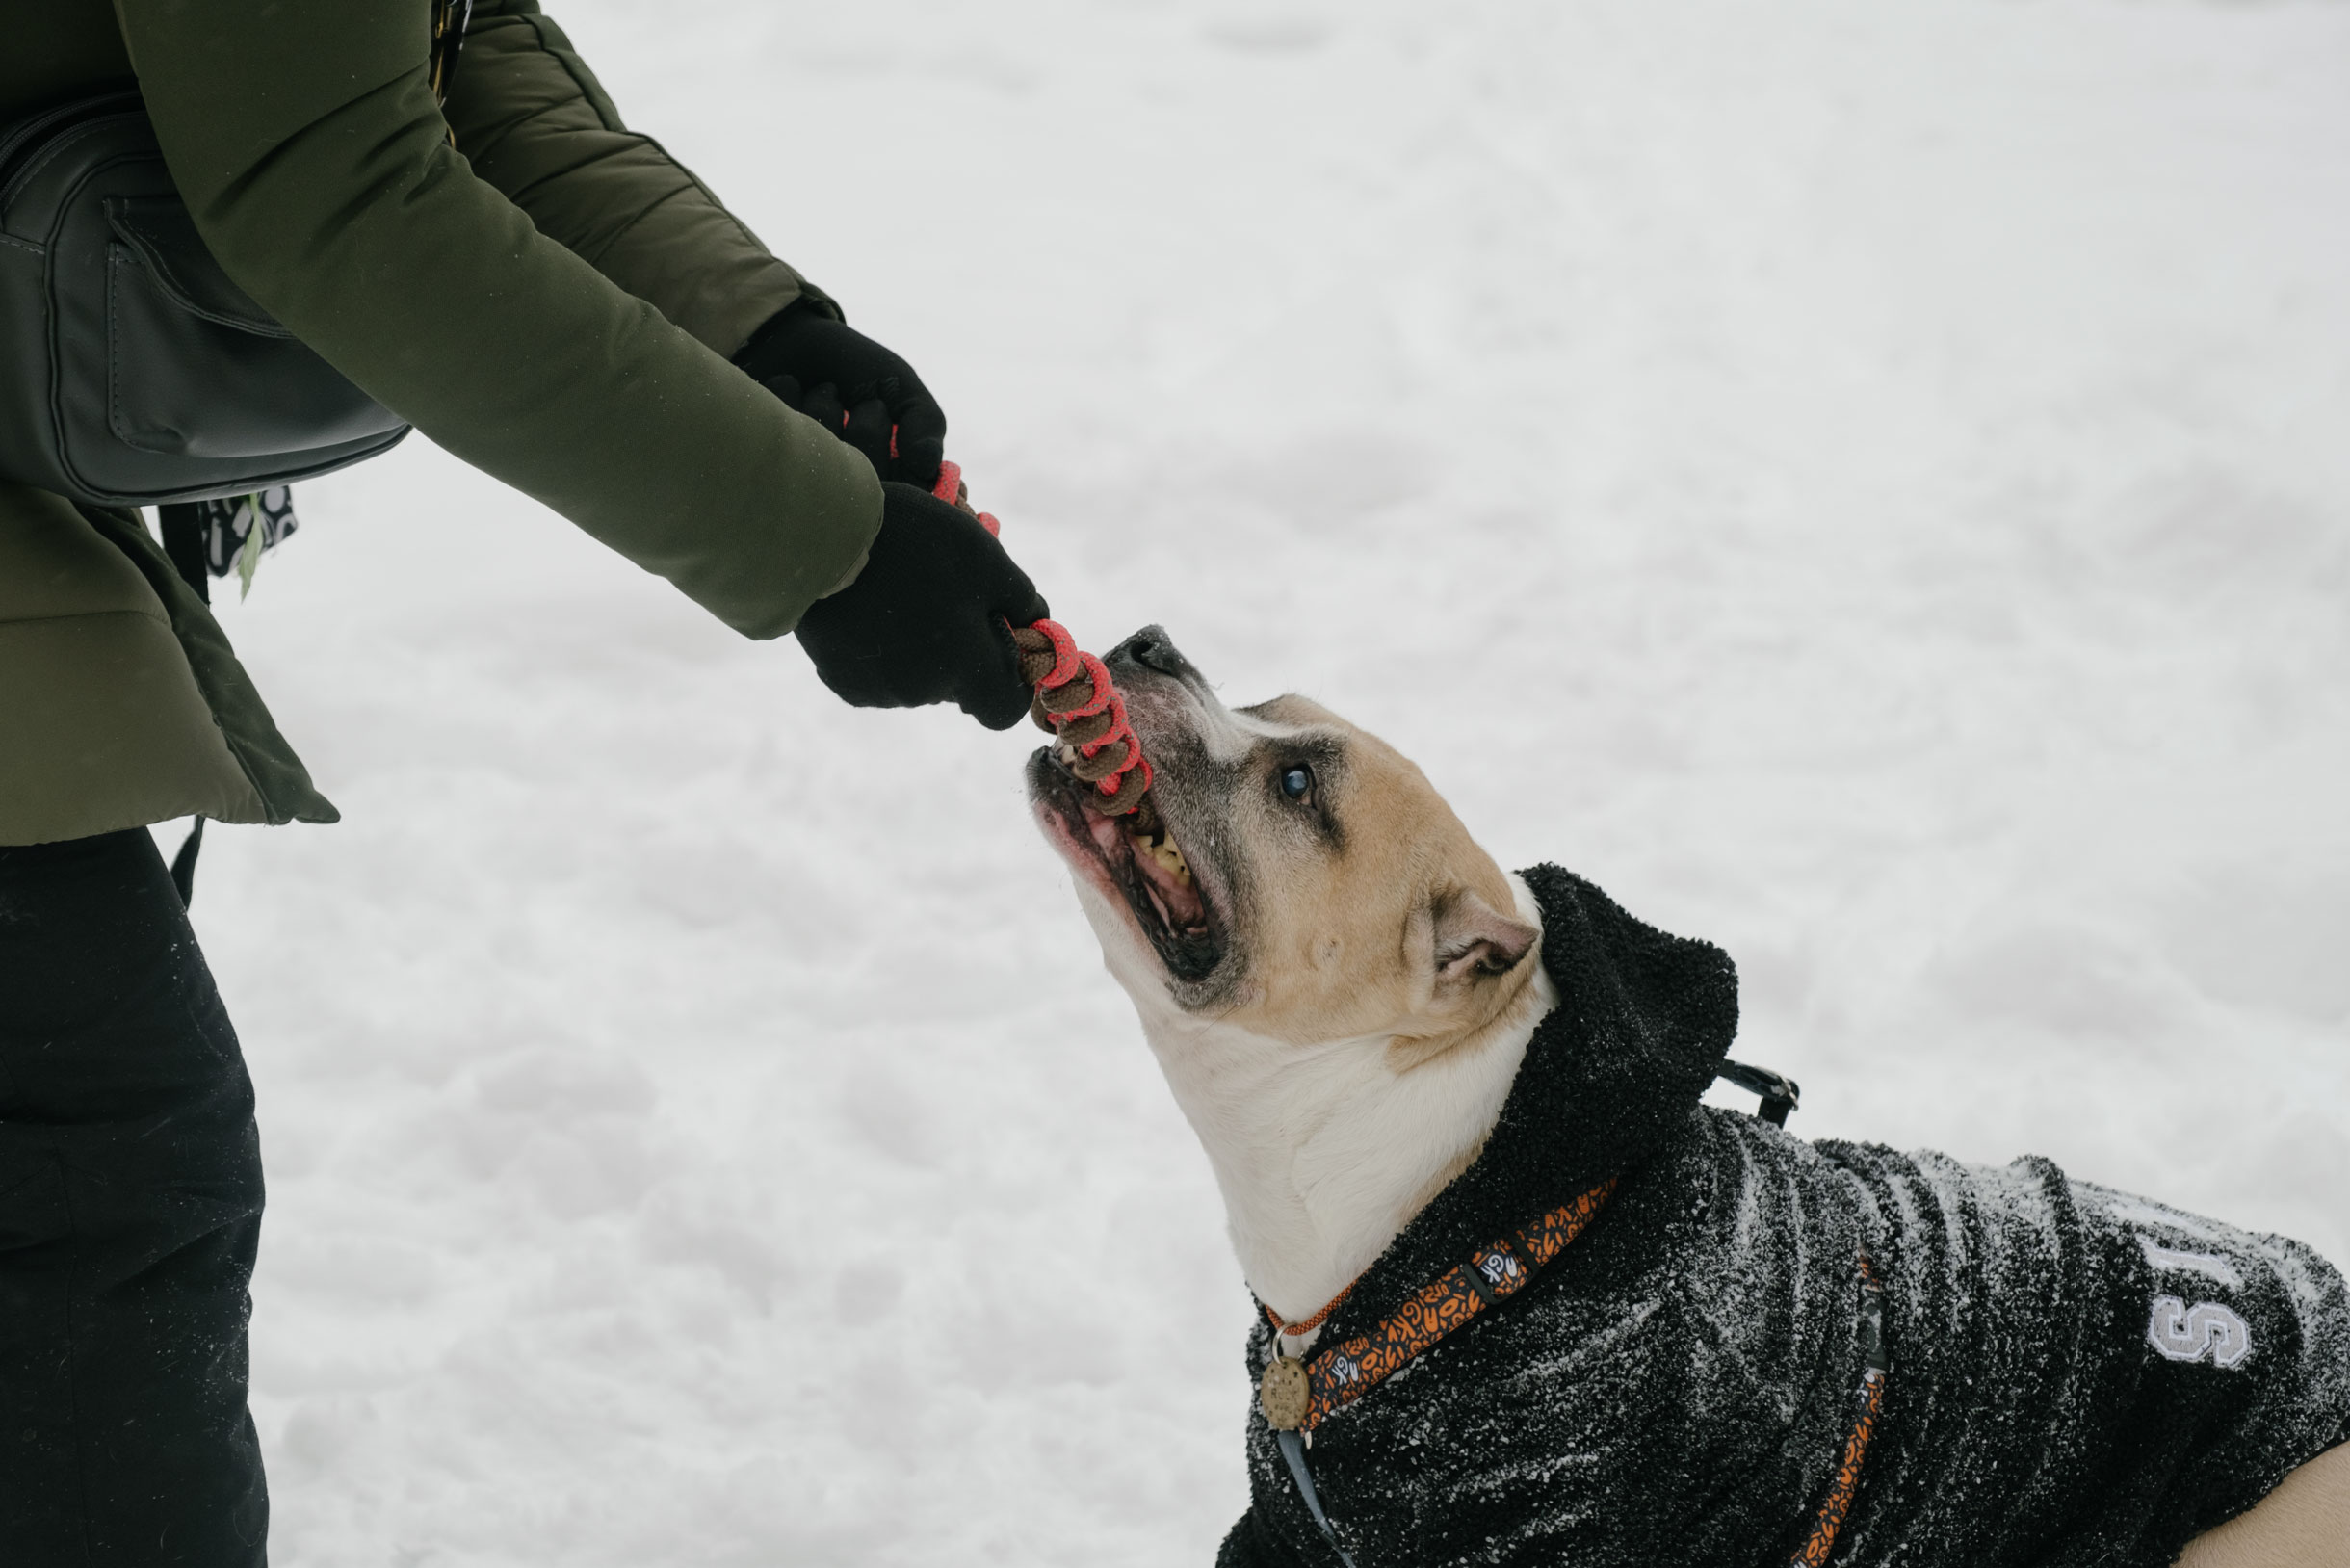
left=1278, top=765, right=1315, bottom=803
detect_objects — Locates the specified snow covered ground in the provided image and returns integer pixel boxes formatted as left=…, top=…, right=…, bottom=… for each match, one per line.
left=171, top=2, right=2350, bottom=1561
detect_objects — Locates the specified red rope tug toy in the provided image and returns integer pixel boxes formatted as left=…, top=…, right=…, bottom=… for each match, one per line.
left=931, top=460, right=1155, bottom=821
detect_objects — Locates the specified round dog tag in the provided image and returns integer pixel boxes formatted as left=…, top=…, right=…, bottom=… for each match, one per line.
left=1258, top=1355, right=1311, bottom=1430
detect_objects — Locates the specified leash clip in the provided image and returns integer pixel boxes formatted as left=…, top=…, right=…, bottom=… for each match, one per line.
left=1716, top=1058, right=1802, bottom=1126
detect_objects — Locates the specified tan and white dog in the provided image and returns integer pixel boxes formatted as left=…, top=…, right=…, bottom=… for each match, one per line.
left=1027, top=626, right=2348, bottom=1568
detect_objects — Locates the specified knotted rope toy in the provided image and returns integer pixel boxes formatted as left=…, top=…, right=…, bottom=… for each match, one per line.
left=929, top=460, right=1161, bottom=833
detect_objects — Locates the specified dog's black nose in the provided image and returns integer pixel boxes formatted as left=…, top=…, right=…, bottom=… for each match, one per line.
left=1110, top=625, right=1199, bottom=682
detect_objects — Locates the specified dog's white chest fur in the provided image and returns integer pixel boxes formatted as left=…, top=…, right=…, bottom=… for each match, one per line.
left=1129, top=874, right=1557, bottom=1324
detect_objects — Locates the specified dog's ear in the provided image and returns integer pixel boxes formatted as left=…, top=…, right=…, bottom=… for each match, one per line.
left=1432, top=889, right=1539, bottom=984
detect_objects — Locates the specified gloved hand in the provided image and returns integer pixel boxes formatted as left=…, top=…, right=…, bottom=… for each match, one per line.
left=736, top=301, right=947, bottom=489
left=796, top=483, right=1047, bottom=729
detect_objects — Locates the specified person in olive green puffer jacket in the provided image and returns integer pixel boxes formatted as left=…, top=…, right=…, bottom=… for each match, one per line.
left=0, top=2, right=1046, bottom=1558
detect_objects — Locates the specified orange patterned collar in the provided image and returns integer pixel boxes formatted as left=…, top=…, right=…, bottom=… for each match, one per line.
left=1255, top=1185, right=1890, bottom=1568
left=1256, top=1179, right=1618, bottom=1437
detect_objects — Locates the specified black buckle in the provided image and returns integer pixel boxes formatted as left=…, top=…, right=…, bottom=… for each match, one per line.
left=1458, top=1252, right=1501, bottom=1307
left=1715, top=1058, right=1801, bottom=1127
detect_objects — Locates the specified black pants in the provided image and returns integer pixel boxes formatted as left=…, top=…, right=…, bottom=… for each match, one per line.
left=0, top=829, right=267, bottom=1564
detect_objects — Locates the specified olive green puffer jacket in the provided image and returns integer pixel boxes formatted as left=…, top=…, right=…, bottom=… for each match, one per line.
left=0, top=0, right=884, bottom=844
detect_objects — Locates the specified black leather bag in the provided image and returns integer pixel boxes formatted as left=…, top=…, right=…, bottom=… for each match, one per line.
left=0, top=91, right=409, bottom=507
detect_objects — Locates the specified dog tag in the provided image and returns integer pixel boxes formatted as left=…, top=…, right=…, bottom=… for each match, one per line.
left=1259, top=1355, right=1311, bottom=1431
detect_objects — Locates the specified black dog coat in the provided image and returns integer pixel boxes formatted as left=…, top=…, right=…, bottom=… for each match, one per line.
left=1215, top=866, right=2350, bottom=1568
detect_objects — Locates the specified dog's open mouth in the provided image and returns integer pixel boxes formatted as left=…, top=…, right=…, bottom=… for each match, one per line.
left=1031, top=751, right=1223, bottom=982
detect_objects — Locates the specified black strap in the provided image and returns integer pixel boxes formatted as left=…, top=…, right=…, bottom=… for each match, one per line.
left=158, top=502, right=210, bottom=605
left=156, top=503, right=210, bottom=904
left=169, top=817, right=204, bottom=906
left=1715, top=1058, right=1801, bottom=1127
left=430, top=0, right=475, bottom=105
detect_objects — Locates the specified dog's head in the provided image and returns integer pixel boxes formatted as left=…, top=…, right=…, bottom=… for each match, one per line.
left=1027, top=627, right=1540, bottom=1047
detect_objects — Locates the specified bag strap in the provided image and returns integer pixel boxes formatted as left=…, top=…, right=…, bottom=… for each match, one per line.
left=155, top=502, right=211, bottom=904
left=430, top=1, right=475, bottom=108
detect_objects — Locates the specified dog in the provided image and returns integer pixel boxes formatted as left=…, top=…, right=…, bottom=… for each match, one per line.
left=1028, top=627, right=2350, bottom=1568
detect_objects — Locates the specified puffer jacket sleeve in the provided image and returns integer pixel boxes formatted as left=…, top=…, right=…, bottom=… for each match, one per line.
left=113, top=0, right=881, bottom=640
left=442, top=1, right=837, bottom=360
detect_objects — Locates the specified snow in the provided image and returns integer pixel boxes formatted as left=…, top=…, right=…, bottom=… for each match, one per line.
left=168, top=1, right=2349, bottom=1561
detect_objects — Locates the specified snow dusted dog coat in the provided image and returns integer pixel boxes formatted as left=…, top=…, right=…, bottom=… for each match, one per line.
left=1215, top=866, right=2350, bottom=1568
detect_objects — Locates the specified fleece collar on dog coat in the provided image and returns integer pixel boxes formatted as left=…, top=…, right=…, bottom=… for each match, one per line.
left=1214, top=865, right=2350, bottom=1568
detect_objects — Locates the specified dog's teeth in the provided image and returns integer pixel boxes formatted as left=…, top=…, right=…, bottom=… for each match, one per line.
left=1125, top=828, right=1194, bottom=888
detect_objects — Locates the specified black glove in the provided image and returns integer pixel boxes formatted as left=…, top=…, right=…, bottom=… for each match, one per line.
left=736, top=301, right=948, bottom=489
left=796, top=483, right=1047, bottom=730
